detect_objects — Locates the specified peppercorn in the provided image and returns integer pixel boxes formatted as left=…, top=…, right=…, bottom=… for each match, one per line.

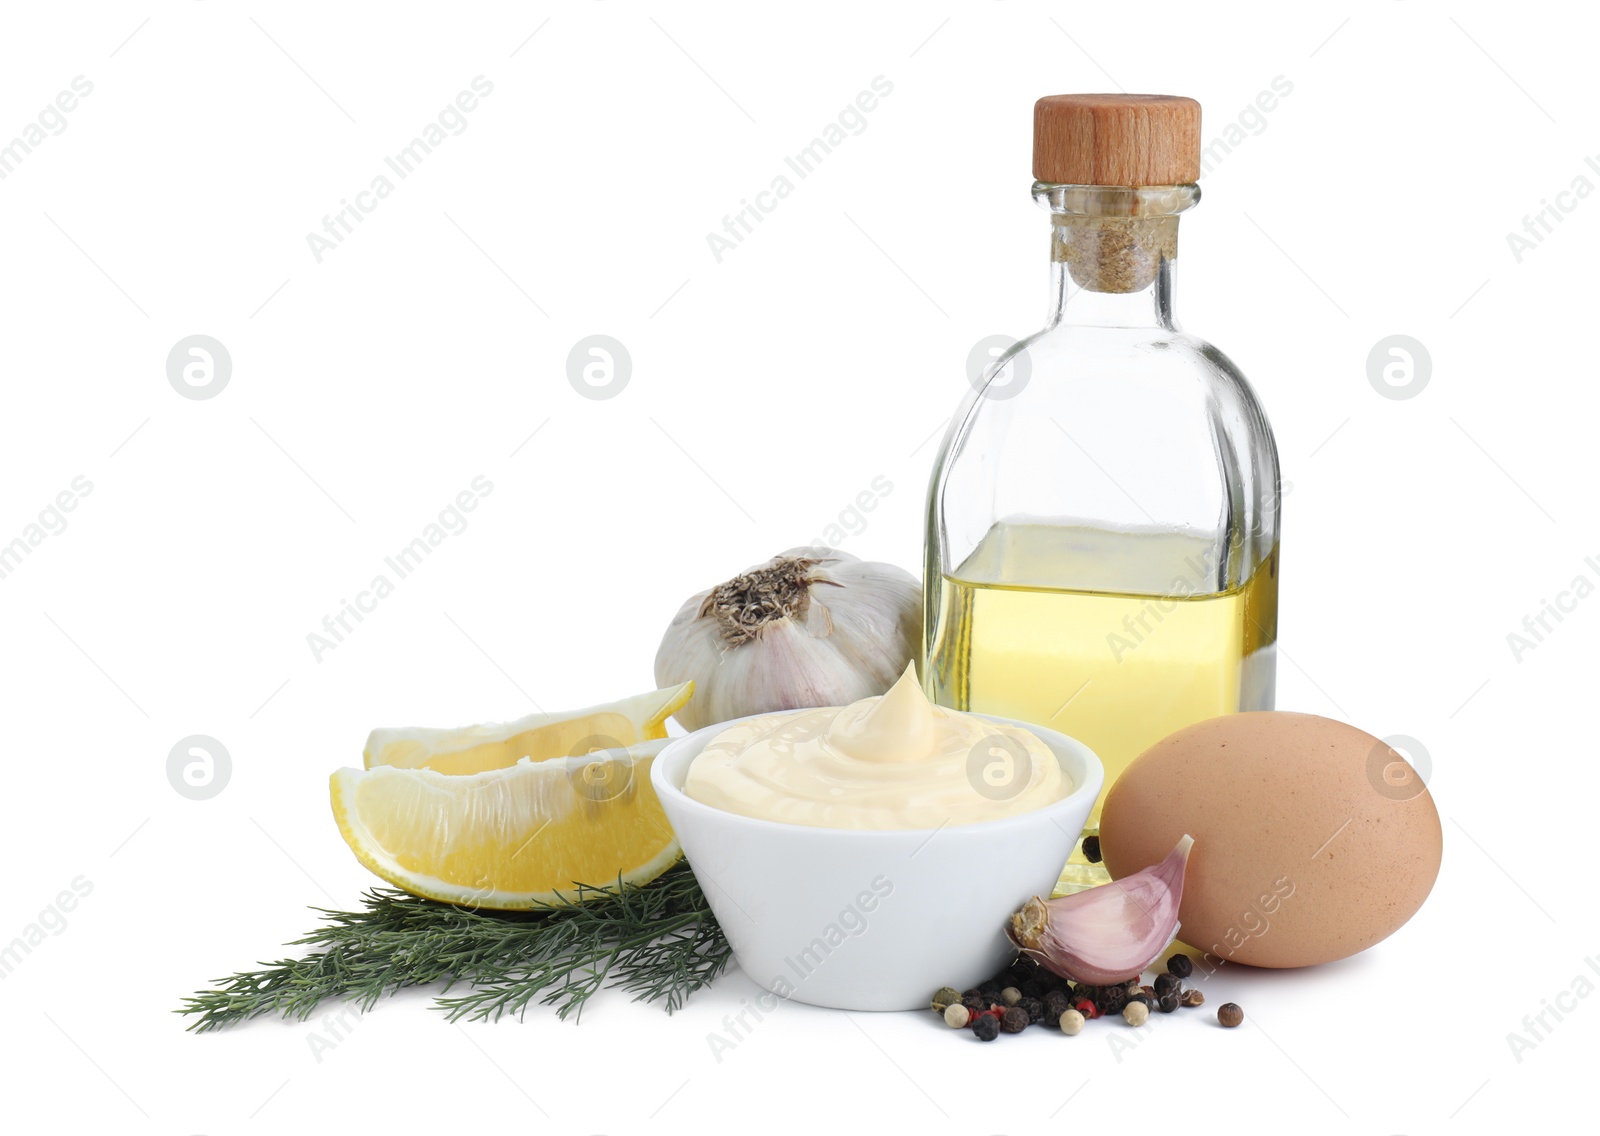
left=1166, top=954, right=1193, bottom=979
left=973, top=1014, right=1000, bottom=1041
left=1100, top=986, right=1127, bottom=1014
left=964, top=987, right=985, bottom=1000
left=1141, top=985, right=1156, bottom=998
left=1218, top=1002, right=1244, bottom=1028
left=1074, top=998, right=1099, bottom=1020
left=1122, top=1001, right=1150, bottom=1027
left=962, top=996, right=987, bottom=1015
left=1128, top=992, right=1155, bottom=1011
left=1082, top=835, right=1102, bottom=863
left=1001, top=1007, right=1030, bottom=1034
left=1020, top=997, right=1046, bottom=1025
left=1181, top=988, right=1205, bottom=1008
left=1153, top=973, right=1181, bottom=998
left=931, top=986, right=963, bottom=1012
left=1158, top=991, right=1180, bottom=1013
left=944, top=1004, right=971, bottom=1029
left=1019, top=980, right=1043, bottom=1000
left=1058, top=1008, right=1085, bottom=1035
left=1000, top=986, right=1023, bottom=1006
left=978, top=983, right=1002, bottom=1002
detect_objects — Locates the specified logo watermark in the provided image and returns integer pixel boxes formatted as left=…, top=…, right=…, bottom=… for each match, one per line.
left=0, top=475, right=93, bottom=582
left=1506, top=556, right=1600, bottom=662
left=307, top=475, right=494, bottom=661
left=705, top=875, right=894, bottom=1062
left=0, top=876, right=93, bottom=979
left=967, top=734, right=1032, bottom=800
left=805, top=474, right=892, bottom=551
left=1505, top=155, right=1600, bottom=264
left=1506, top=954, right=1600, bottom=1063
left=1199, top=76, right=1293, bottom=176
left=1367, top=734, right=1431, bottom=800
left=1366, top=334, right=1431, bottom=401
left=306, top=1004, right=364, bottom=1063
left=966, top=335, right=1031, bottom=400
left=168, top=735, right=232, bottom=800
left=0, top=75, right=93, bottom=182
left=306, top=76, right=495, bottom=263
left=705, top=76, right=894, bottom=264
left=566, top=334, right=631, bottom=400
left=167, top=335, right=232, bottom=400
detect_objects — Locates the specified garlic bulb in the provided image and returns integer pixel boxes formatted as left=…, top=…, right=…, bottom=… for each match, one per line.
left=655, top=548, right=921, bottom=731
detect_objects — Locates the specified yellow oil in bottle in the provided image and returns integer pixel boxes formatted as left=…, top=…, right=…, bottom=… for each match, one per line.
left=925, top=523, right=1277, bottom=888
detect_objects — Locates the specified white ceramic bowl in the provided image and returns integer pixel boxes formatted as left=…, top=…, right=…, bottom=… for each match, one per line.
left=650, top=714, right=1103, bottom=1011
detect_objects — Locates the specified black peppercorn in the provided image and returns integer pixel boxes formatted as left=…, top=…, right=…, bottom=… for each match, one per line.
left=1127, top=992, right=1155, bottom=1010
left=1019, top=996, right=1046, bottom=1024
left=1153, top=973, right=1182, bottom=998
left=1100, top=986, right=1127, bottom=1014
left=1166, top=954, right=1193, bottom=979
left=962, top=996, right=987, bottom=1014
left=1042, top=990, right=1070, bottom=1021
left=973, top=1014, right=1000, bottom=1041
left=1218, top=1002, right=1244, bottom=1028
left=1158, top=991, right=1180, bottom=1013
left=964, top=988, right=985, bottom=1001
left=1082, top=835, right=1102, bottom=863
left=1001, top=1006, right=1030, bottom=1033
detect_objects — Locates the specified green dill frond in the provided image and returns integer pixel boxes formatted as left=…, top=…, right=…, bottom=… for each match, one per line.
left=178, top=863, right=730, bottom=1032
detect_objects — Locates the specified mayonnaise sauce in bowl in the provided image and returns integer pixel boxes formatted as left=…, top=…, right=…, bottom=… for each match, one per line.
left=684, top=664, right=1069, bottom=829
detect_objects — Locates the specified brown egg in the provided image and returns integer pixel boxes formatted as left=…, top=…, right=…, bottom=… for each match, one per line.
left=1099, top=712, right=1441, bottom=969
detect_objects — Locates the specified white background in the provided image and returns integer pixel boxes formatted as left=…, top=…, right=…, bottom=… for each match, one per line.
left=2, top=2, right=1594, bottom=1133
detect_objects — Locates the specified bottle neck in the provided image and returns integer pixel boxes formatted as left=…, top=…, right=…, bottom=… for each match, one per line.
left=1049, top=253, right=1176, bottom=329
left=1034, top=183, right=1198, bottom=331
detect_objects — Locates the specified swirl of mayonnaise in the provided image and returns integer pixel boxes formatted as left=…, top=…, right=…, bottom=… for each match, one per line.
left=684, top=663, right=1068, bottom=829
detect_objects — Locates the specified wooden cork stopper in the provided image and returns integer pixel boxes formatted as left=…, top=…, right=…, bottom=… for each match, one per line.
left=1034, top=95, right=1201, bottom=186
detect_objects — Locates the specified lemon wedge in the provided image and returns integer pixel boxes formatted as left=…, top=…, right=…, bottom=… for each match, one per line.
left=363, top=683, right=692, bottom=774
left=332, top=684, right=692, bottom=909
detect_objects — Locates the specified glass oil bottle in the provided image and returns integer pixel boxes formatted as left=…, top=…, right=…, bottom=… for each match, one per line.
left=923, top=95, right=1281, bottom=890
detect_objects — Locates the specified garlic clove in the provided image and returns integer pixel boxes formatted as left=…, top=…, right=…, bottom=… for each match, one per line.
left=1008, top=834, right=1194, bottom=986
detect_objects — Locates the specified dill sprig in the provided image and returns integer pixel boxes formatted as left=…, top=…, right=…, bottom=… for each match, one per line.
left=178, top=863, right=730, bottom=1032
